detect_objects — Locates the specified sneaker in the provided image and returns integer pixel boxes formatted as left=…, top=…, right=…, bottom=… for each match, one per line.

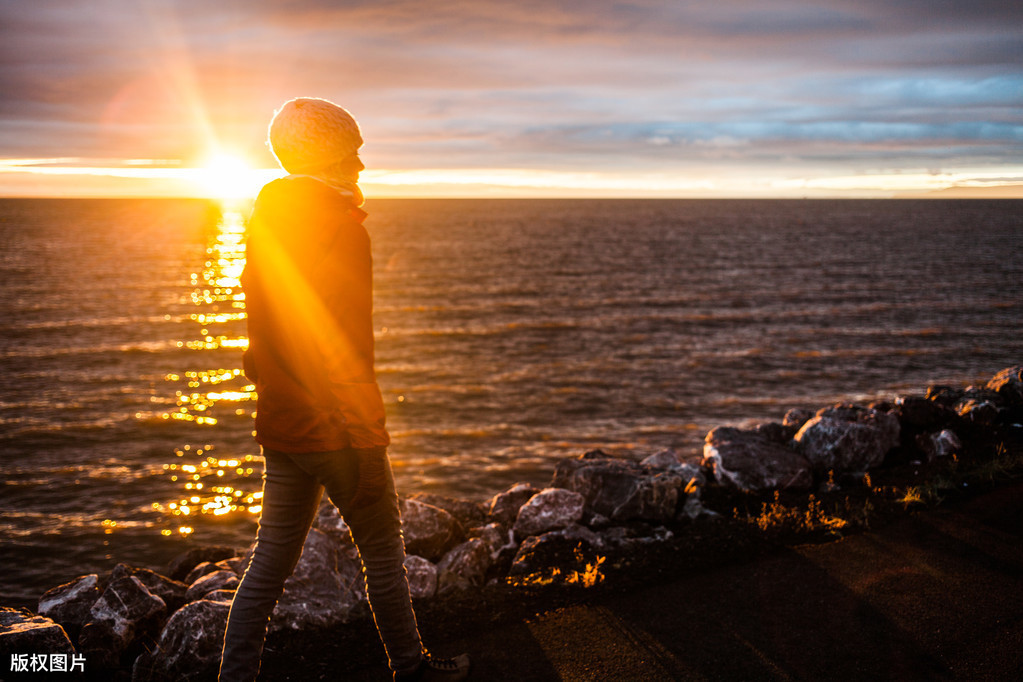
left=394, top=652, right=471, bottom=681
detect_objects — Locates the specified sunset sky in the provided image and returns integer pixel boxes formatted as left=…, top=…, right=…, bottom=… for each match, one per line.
left=1, top=0, right=1020, bottom=198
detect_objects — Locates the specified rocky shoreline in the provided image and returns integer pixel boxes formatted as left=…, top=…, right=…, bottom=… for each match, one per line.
left=2, top=365, right=1021, bottom=681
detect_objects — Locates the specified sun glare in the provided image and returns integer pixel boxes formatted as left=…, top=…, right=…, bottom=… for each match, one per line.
left=196, top=153, right=265, bottom=200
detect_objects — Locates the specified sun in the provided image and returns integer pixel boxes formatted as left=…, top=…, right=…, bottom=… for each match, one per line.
left=195, top=152, right=264, bottom=200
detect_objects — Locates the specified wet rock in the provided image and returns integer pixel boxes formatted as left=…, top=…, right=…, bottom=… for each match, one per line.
left=269, top=528, right=365, bottom=632
left=409, top=493, right=487, bottom=530
left=112, top=564, right=189, bottom=613
left=437, top=538, right=492, bottom=587
left=184, top=561, right=221, bottom=585
left=509, top=524, right=603, bottom=577
left=166, top=546, right=238, bottom=582
left=486, top=483, right=540, bottom=527
left=403, top=556, right=438, bottom=600
left=513, top=488, right=585, bottom=539
left=0, top=607, right=76, bottom=661
left=551, top=450, right=684, bottom=522
left=79, top=576, right=167, bottom=670
left=37, top=574, right=101, bottom=641
left=703, top=426, right=813, bottom=492
left=917, top=429, right=962, bottom=462
left=400, top=499, right=464, bottom=561
left=794, top=404, right=900, bottom=475
left=987, top=365, right=1023, bottom=408
left=184, top=569, right=240, bottom=603
left=131, top=598, right=229, bottom=682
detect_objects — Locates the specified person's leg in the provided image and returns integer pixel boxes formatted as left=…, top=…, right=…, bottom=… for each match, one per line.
left=219, top=450, right=322, bottom=682
left=299, top=448, right=425, bottom=674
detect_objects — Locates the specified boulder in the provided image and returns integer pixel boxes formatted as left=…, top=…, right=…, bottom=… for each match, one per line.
left=409, top=493, right=487, bottom=529
left=79, top=576, right=167, bottom=669
left=782, top=408, right=815, bottom=433
left=184, top=569, right=240, bottom=603
left=399, top=499, right=464, bottom=561
left=551, top=450, right=684, bottom=522
left=437, top=538, right=492, bottom=587
left=403, top=556, right=438, bottom=600
left=112, top=565, right=188, bottom=612
left=269, top=528, right=365, bottom=632
left=893, top=396, right=957, bottom=433
left=0, top=607, right=76, bottom=662
left=37, top=574, right=101, bottom=640
left=131, top=598, right=229, bottom=682
left=794, top=405, right=900, bottom=475
left=925, top=385, right=964, bottom=408
left=512, top=488, right=585, bottom=539
left=509, top=524, right=603, bottom=577
left=313, top=499, right=355, bottom=544
left=166, top=546, right=237, bottom=582
left=468, top=522, right=516, bottom=560
left=486, top=483, right=540, bottom=527
left=917, top=429, right=962, bottom=462
left=955, top=395, right=1000, bottom=425
left=987, top=365, right=1023, bottom=408
left=184, top=561, right=221, bottom=585
left=702, top=426, right=813, bottom=492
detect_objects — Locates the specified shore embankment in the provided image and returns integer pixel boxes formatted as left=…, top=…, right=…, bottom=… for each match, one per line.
left=1, top=366, right=1021, bottom=681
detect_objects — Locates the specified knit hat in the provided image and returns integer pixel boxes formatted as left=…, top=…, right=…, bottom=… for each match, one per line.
left=267, top=97, right=363, bottom=174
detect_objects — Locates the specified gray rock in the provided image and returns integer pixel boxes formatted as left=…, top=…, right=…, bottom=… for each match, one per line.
left=313, top=499, right=355, bottom=544
left=0, top=607, right=76, bottom=662
left=917, top=429, right=962, bottom=462
left=703, top=426, right=813, bottom=492
left=166, top=546, right=237, bottom=582
left=956, top=397, right=1000, bottom=425
left=551, top=451, right=684, bottom=522
left=468, top=522, right=516, bottom=560
left=79, top=576, right=167, bottom=669
left=201, top=589, right=236, bottom=603
left=512, top=488, right=585, bottom=539
left=509, top=524, right=604, bottom=577
left=400, top=499, right=464, bottom=561
left=37, top=574, right=101, bottom=640
left=403, top=556, right=438, bottom=600
left=131, top=598, right=229, bottom=682
left=409, top=493, right=487, bottom=529
left=987, top=365, right=1023, bottom=408
left=794, top=405, right=900, bottom=475
left=112, top=564, right=188, bottom=612
left=184, top=561, right=220, bottom=585
left=486, top=483, right=540, bottom=527
left=782, top=408, right=815, bottom=432
left=184, top=569, right=240, bottom=603
left=640, top=449, right=684, bottom=470
left=437, top=538, right=492, bottom=587
left=893, top=396, right=957, bottom=432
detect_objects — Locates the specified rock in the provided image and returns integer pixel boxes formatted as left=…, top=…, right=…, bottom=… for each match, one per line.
left=403, top=556, right=438, bottom=600
left=640, top=449, right=683, bottom=470
left=794, top=405, right=900, bottom=475
left=987, top=365, right=1023, bottom=408
left=131, top=598, right=229, bottom=682
left=601, top=524, right=674, bottom=549
left=269, top=528, right=365, bottom=632
left=400, top=499, right=464, bottom=561
left=917, top=429, right=962, bottom=462
left=201, top=590, right=236, bottom=603
left=79, top=576, right=167, bottom=670
left=509, top=524, right=603, bottom=577
left=925, top=385, right=964, bottom=408
left=184, top=561, right=221, bottom=585
left=468, top=522, right=516, bottom=560
left=37, top=574, right=101, bottom=640
left=752, top=422, right=791, bottom=443
left=216, top=557, right=246, bottom=576
left=782, top=408, right=815, bottom=432
left=184, top=569, right=240, bottom=603
left=703, top=426, right=813, bottom=492
left=551, top=451, right=684, bottom=522
left=486, top=483, right=540, bottom=527
left=166, top=546, right=237, bottom=582
left=513, top=488, right=585, bottom=539
left=437, top=538, right=492, bottom=587
left=893, top=396, right=958, bottom=432
left=0, top=607, right=76, bottom=662
left=313, top=499, right=354, bottom=544
left=112, top=564, right=189, bottom=613
left=955, top=395, right=1000, bottom=425
left=409, top=493, right=487, bottom=529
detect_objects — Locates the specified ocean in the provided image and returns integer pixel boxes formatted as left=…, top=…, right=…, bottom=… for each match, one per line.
left=1, top=197, right=1020, bottom=606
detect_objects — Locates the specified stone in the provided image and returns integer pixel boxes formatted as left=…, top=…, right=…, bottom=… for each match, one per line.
left=925, top=385, right=964, bottom=408
left=468, top=522, right=516, bottom=560
left=794, top=404, right=900, bottom=475
left=184, top=569, right=240, bottom=603
left=313, top=499, right=355, bottom=544
left=131, top=598, right=229, bottom=682
left=201, top=589, right=236, bottom=603
left=79, top=576, right=167, bottom=669
left=437, top=538, right=492, bottom=587
left=955, top=397, right=1000, bottom=425
left=703, top=426, right=813, bottom=492
left=640, top=449, right=683, bottom=470
left=184, top=561, right=221, bottom=585
left=486, top=483, right=540, bottom=527
left=782, top=408, right=815, bottom=432
left=269, top=528, right=365, bottom=632
left=601, top=524, right=673, bottom=549
left=0, top=607, right=76, bottom=661
left=409, top=492, right=487, bottom=529
left=400, top=499, right=464, bottom=561
left=551, top=451, right=684, bottom=522
left=37, top=574, right=101, bottom=640
left=513, top=488, right=585, bottom=539
left=166, top=546, right=237, bottom=582
left=112, top=564, right=189, bottom=613
left=917, top=429, right=962, bottom=462
left=508, top=524, right=603, bottom=577
left=893, top=396, right=958, bottom=432
left=403, top=556, right=438, bottom=600
left=987, top=365, right=1023, bottom=408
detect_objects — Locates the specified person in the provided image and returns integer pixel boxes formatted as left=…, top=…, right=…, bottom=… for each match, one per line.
left=219, top=97, right=471, bottom=682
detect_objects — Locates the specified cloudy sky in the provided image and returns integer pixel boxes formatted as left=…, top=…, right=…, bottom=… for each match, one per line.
left=1, top=0, right=1021, bottom=197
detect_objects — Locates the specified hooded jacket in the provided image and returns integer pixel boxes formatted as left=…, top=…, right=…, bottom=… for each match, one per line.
left=241, top=175, right=389, bottom=452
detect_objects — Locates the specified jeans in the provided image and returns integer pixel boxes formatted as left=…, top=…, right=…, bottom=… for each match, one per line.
left=219, top=448, right=424, bottom=681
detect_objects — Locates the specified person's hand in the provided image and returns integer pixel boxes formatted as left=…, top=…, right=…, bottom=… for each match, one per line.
left=350, top=446, right=388, bottom=509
